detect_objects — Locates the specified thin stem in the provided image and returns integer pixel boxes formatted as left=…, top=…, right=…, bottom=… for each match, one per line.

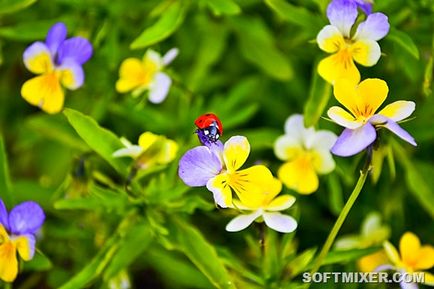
left=309, top=151, right=372, bottom=278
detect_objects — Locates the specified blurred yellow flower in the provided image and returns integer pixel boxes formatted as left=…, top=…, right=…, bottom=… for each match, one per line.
left=116, top=48, right=178, bottom=103
left=274, top=114, right=337, bottom=194
left=113, top=132, right=178, bottom=169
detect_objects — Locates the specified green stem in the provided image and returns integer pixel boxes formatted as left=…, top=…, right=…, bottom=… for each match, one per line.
left=309, top=152, right=372, bottom=278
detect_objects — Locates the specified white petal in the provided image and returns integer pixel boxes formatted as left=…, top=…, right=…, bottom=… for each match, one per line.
left=144, top=49, right=163, bottom=69
left=284, top=114, right=305, bottom=138
left=327, top=106, right=361, bottom=129
left=273, top=135, right=302, bottom=161
left=162, top=48, right=179, bottom=66
left=313, top=148, right=336, bottom=174
left=112, top=145, right=143, bottom=158
left=316, top=25, right=344, bottom=53
left=225, top=211, right=262, bottom=232
left=119, top=137, right=133, bottom=148
left=310, top=130, right=338, bottom=151
left=263, top=212, right=297, bottom=233
left=149, top=72, right=172, bottom=104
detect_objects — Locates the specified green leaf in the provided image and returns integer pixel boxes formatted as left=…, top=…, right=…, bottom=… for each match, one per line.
left=392, top=140, right=434, bottom=218
left=265, top=0, right=324, bottom=33
left=54, top=185, right=129, bottom=212
left=286, top=248, right=317, bottom=278
left=59, top=235, right=120, bottom=289
left=388, top=28, right=420, bottom=60
left=327, top=174, right=343, bottom=216
left=170, top=218, right=236, bottom=289
left=232, top=17, right=293, bottom=81
left=130, top=0, right=188, bottom=49
left=0, top=0, right=36, bottom=14
left=205, top=0, right=241, bottom=16
left=0, top=19, right=74, bottom=41
left=23, top=251, right=53, bottom=271
left=315, top=247, right=381, bottom=267
left=303, top=64, right=332, bottom=127
left=0, top=134, right=12, bottom=206
left=63, top=108, right=128, bottom=176
left=104, top=223, right=153, bottom=280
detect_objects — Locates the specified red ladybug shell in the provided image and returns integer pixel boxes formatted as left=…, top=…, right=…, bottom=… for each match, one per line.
left=194, top=113, right=223, bottom=135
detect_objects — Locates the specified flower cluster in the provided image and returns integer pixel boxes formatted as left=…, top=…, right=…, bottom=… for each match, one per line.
left=178, top=134, right=297, bottom=233
left=0, top=200, right=45, bottom=282
left=22, top=22, right=93, bottom=114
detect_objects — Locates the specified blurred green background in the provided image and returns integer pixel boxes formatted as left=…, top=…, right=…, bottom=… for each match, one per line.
left=0, top=0, right=433, bottom=288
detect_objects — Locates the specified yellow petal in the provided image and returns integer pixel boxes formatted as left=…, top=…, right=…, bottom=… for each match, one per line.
left=0, top=241, right=18, bottom=282
left=138, top=132, right=159, bottom=151
left=424, top=272, right=434, bottom=286
left=333, top=79, right=360, bottom=116
left=378, top=101, right=415, bottom=122
left=267, top=194, right=296, bottom=211
left=206, top=173, right=233, bottom=208
left=229, top=165, right=275, bottom=208
left=116, top=58, right=147, bottom=93
left=21, top=73, right=65, bottom=114
left=383, top=240, right=401, bottom=266
left=327, top=106, right=360, bottom=129
left=400, top=232, right=421, bottom=268
left=223, top=136, right=250, bottom=172
left=357, top=78, right=389, bottom=116
left=156, top=139, right=178, bottom=164
left=414, top=245, right=434, bottom=270
left=318, top=51, right=360, bottom=85
left=23, top=43, right=54, bottom=74
left=13, top=236, right=33, bottom=261
left=357, top=250, right=389, bottom=272
left=316, top=25, right=345, bottom=53
left=0, top=225, right=8, bottom=241
left=351, top=39, right=381, bottom=66
left=278, top=158, right=319, bottom=194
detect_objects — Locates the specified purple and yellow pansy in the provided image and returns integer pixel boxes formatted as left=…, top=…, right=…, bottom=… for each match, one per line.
left=317, top=0, right=389, bottom=84
left=327, top=78, right=416, bottom=156
left=21, top=22, right=93, bottom=114
left=0, top=199, right=45, bottom=282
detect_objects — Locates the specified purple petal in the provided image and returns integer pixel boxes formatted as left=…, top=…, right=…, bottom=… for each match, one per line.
left=9, top=201, right=45, bottom=235
left=370, top=115, right=417, bottom=146
left=45, top=22, right=67, bottom=56
left=331, top=123, right=377, bottom=157
left=327, top=0, right=358, bottom=37
left=57, top=58, right=84, bottom=90
left=356, top=0, right=373, bottom=14
left=57, top=37, right=93, bottom=65
left=0, top=199, right=9, bottom=231
left=354, top=13, right=390, bottom=41
left=400, top=281, right=419, bottom=289
left=178, top=146, right=222, bottom=187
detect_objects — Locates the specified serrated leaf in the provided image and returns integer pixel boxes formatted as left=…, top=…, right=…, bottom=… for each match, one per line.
left=205, top=0, right=240, bottom=16
left=63, top=108, right=128, bottom=176
left=303, top=63, right=332, bottom=127
left=0, top=0, right=36, bottom=14
left=232, top=17, right=293, bottom=81
left=171, top=218, right=236, bottom=289
left=388, top=28, right=420, bottom=60
left=130, top=0, right=187, bottom=49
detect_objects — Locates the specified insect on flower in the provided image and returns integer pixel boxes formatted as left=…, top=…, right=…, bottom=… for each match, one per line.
left=195, top=113, right=223, bottom=145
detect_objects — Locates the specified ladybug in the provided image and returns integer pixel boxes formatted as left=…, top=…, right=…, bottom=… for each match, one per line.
left=194, top=113, right=223, bottom=144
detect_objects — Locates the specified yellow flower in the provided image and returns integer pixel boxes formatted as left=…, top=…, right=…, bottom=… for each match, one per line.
left=317, top=1, right=389, bottom=84
left=116, top=48, right=178, bottom=103
left=226, top=178, right=297, bottom=233
left=383, top=232, right=434, bottom=286
left=274, top=114, right=337, bottom=194
left=206, top=136, right=276, bottom=208
left=327, top=78, right=416, bottom=156
left=113, top=132, right=178, bottom=169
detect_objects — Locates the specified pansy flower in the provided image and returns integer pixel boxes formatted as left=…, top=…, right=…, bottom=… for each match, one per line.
left=381, top=232, right=434, bottom=288
left=0, top=200, right=45, bottom=282
left=178, top=136, right=276, bottom=208
left=116, top=48, right=178, bottom=104
left=113, top=132, right=178, bottom=169
left=226, top=178, right=297, bottom=233
left=274, top=114, right=337, bottom=194
left=316, top=0, right=389, bottom=84
left=327, top=78, right=416, bottom=157
left=22, top=22, right=93, bottom=114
